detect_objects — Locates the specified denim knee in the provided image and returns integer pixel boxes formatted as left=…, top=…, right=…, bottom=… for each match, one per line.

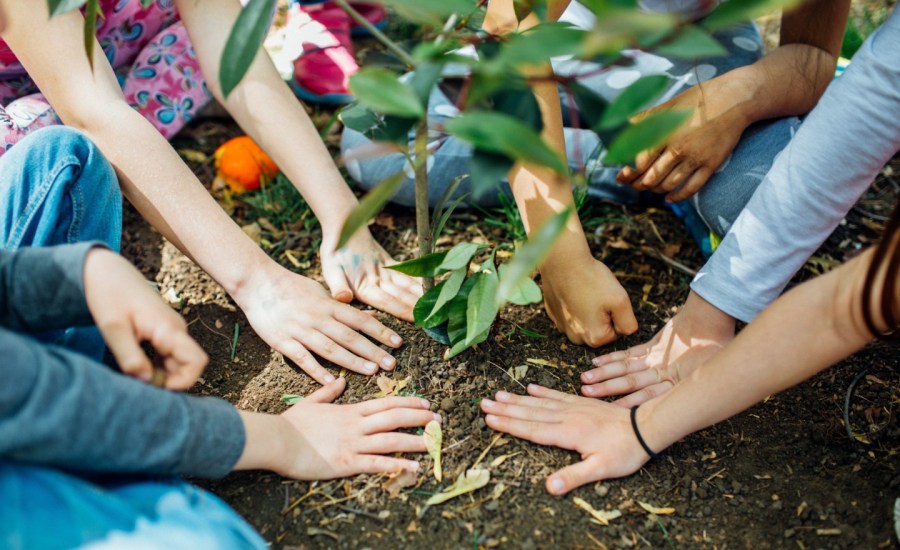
left=0, top=126, right=122, bottom=251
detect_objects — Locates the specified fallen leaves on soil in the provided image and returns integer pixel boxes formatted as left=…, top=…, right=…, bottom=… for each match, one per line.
left=638, top=501, right=676, bottom=515
left=424, top=420, right=443, bottom=482
left=426, top=469, right=490, bottom=506
left=375, top=375, right=409, bottom=397
left=383, top=470, right=418, bottom=498
left=573, top=497, right=622, bottom=526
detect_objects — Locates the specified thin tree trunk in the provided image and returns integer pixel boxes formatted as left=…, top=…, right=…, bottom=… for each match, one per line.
left=414, top=116, right=433, bottom=289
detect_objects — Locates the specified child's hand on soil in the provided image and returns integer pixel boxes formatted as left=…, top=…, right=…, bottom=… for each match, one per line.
left=584, top=291, right=735, bottom=406
left=615, top=74, right=751, bottom=202
left=237, top=261, right=405, bottom=384
left=83, top=248, right=208, bottom=390
left=319, top=230, right=423, bottom=323
left=238, top=378, right=435, bottom=479
left=481, top=384, right=650, bottom=495
left=540, top=256, right=638, bottom=346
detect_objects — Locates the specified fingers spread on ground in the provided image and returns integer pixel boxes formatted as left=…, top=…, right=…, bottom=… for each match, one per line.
left=306, top=332, right=378, bottom=375
left=581, top=368, right=660, bottom=398
left=362, top=408, right=440, bottom=434
left=582, top=356, right=648, bottom=384
left=547, top=457, right=603, bottom=495
left=480, top=398, right=561, bottom=423
left=591, top=345, right=650, bottom=367
left=493, top=390, right=565, bottom=409
left=354, top=455, right=420, bottom=475
left=360, top=433, right=427, bottom=454
left=335, top=306, right=402, bottom=348
left=526, top=384, right=580, bottom=403
left=484, top=415, right=561, bottom=447
left=321, top=323, right=393, bottom=372
left=356, top=396, right=431, bottom=416
left=613, top=381, right=674, bottom=408
left=284, top=341, right=335, bottom=384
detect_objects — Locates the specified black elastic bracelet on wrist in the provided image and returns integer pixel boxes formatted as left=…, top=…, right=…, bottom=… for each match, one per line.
left=630, top=405, right=660, bottom=460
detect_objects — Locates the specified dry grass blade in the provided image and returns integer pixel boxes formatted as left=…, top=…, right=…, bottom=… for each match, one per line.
left=573, top=497, right=622, bottom=526
left=638, top=501, right=676, bottom=515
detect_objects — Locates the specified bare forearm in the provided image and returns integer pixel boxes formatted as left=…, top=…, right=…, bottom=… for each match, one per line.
left=177, top=0, right=360, bottom=239
left=74, top=103, right=270, bottom=295
left=641, top=252, right=874, bottom=451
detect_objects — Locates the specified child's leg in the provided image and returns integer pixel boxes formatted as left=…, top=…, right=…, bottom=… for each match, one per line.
left=0, top=461, right=266, bottom=550
left=122, top=22, right=212, bottom=140
left=0, top=126, right=122, bottom=360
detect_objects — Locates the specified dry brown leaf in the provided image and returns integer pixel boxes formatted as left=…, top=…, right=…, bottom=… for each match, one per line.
left=573, top=497, right=622, bottom=526
left=490, top=452, right=521, bottom=468
left=426, top=469, right=490, bottom=505
left=375, top=375, right=409, bottom=398
left=507, top=365, right=529, bottom=381
left=178, top=148, right=209, bottom=163
left=382, top=470, right=418, bottom=498
left=638, top=501, right=676, bottom=515
left=374, top=212, right=396, bottom=229
left=424, top=420, right=443, bottom=482
left=526, top=358, right=558, bottom=368
left=490, top=482, right=507, bottom=501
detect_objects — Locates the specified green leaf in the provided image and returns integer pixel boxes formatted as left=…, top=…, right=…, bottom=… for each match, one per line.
left=438, top=242, right=483, bottom=272
left=447, top=276, right=478, bottom=346
left=603, top=109, right=691, bottom=165
left=424, top=267, right=468, bottom=326
left=653, top=25, right=728, bottom=59
left=337, top=172, right=405, bottom=249
left=447, top=112, right=567, bottom=175
left=432, top=175, right=469, bottom=243
left=599, top=75, right=670, bottom=130
left=82, top=0, right=101, bottom=70
left=370, top=115, right=418, bottom=144
left=140, top=0, right=154, bottom=7
left=339, top=103, right=380, bottom=134
left=493, top=23, right=587, bottom=66
left=702, top=0, right=804, bottom=30
left=567, top=81, right=608, bottom=132
left=469, top=150, right=515, bottom=197
left=465, top=265, right=499, bottom=346
left=580, top=8, right=677, bottom=57
left=408, top=62, right=444, bottom=104
left=516, top=325, right=547, bottom=339
left=496, top=208, right=572, bottom=308
left=414, top=280, right=449, bottom=328
left=349, top=68, right=424, bottom=118
left=380, top=0, right=477, bottom=26
left=48, top=0, right=86, bottom=17
left=492, top=87, right=543, bottom=134
left=390, top=250, right=449, bottom=277
left=281, top=394, right=304, bottom=405
left=498, top=264, right=542, bottom=305
left=219, top=0, right=277, bottom=98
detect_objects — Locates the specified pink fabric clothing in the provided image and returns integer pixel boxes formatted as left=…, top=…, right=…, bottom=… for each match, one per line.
left=0, top=0, right=211, bottom=154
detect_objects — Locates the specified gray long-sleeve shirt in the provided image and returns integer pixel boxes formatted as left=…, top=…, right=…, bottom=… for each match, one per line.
left=0, top=243, right=244, bottom=478
left=692, top=7, right=900, bottom=322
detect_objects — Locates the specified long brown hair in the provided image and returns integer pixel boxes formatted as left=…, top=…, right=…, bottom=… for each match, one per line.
left=861, top=201, right=900, bottom=339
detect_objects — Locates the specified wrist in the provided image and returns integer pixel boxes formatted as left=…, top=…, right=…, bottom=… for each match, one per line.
left=682, top=291, right=736, bottom=339
left=538, top=230, right=593, bottom=277
left=233, top=411, right=291, bottom=473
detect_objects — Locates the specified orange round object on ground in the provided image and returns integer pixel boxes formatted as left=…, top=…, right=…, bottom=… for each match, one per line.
left=214, top=136, right=278, bottom=194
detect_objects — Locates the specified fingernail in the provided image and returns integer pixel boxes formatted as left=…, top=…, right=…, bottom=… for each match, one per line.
left=583, top=372, right=594, bottom=382
left=407, top=461, right=420, bottom=471
left=420, top=399, right=431, bottom=409
left=323, top=373, right=336, bottom=383
left=591, top=357, right=601, bottom=366
left=481, top=399, right=495, bottom=408
left=485, top=414, right=497, bottom=423
left=496, top=391, right=510, bottom=401
left=364, top=361, right=378, bottom=374
left=581, top=385, right=593, bottom=395
left=390, top=335, right=403, bottom=346
left=432, top=413, right=442, bottom=423
left=380, top=356, right=395, bottom=369
left=549, top=477, right=565, bottom=494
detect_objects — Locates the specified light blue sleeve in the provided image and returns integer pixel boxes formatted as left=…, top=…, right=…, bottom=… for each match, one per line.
left=691, top=8, right=900, bottom=322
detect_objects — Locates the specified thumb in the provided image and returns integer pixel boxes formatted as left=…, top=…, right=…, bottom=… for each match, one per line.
left=304, top=376, right=347, bottom=404
left=546, top=456, right=603, bottom=495
left=100, top=320, right=153, bottom=382
left=611, top=297, right=638, bottom=337
left=322, top=263, right=354, bottom=303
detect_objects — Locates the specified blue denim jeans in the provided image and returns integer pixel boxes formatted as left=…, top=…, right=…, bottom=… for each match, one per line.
left=0, top=461, right=266, bottom=550
left=341, top=22, right=801, bottom=253
left=0, top=128, right=266, bottom=549
left=0, top=126, right=122, bottom=360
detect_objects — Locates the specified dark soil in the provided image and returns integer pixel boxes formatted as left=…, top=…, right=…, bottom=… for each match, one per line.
left=120, top=112, right=900, bottom=549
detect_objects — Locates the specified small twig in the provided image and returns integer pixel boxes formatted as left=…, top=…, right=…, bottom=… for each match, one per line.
left=281, top=486, right=317, bottom=515
left=471, top=434, right=504, bottom=469
left=336, top=505, right=386, bottom=521
left=704, top=467, right=727, bottom=483
left=844, top=368, right=870, bottom=444
left=639, top=245, right=698, bottom=277
left=488, top=361, right=527, bottom=390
